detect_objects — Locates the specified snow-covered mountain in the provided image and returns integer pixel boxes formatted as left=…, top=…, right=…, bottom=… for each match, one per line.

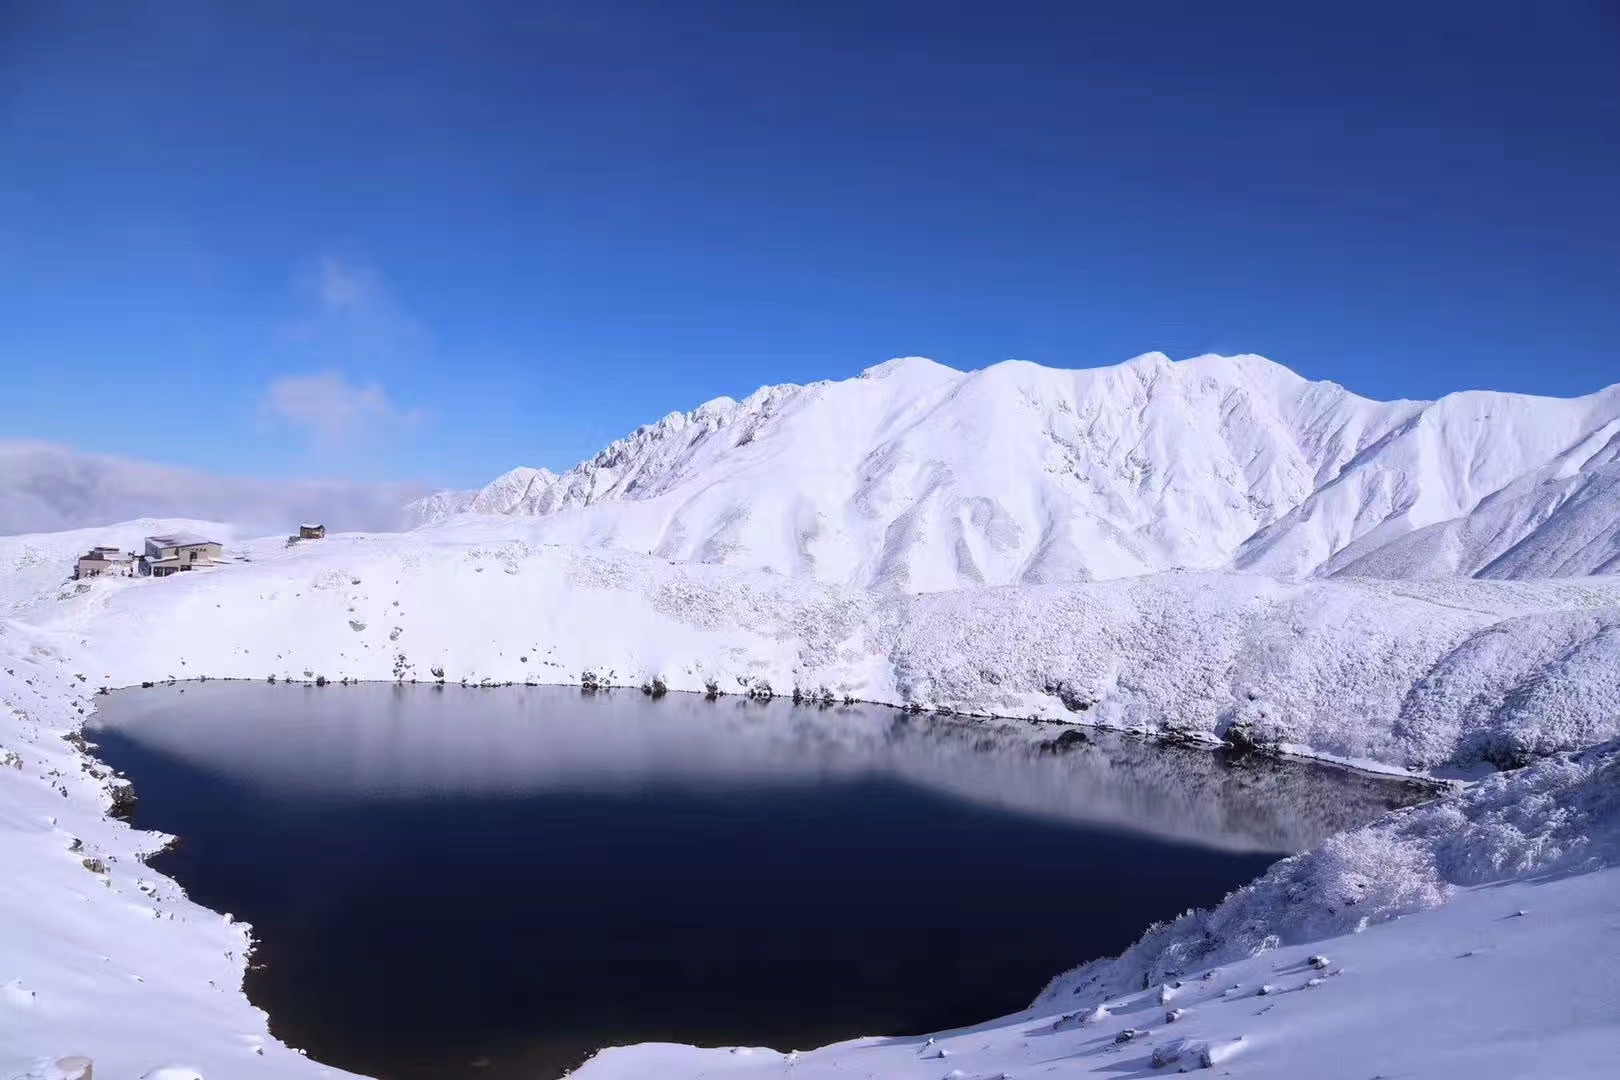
left=403, top=464, right=559, bottom=521
left=408, top=353, right=1620, bottom=589
left=0, top=441, right=428, bottom=536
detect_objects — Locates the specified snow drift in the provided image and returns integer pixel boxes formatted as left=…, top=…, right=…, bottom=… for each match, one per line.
left=408, top=353, right=1620, bottom=588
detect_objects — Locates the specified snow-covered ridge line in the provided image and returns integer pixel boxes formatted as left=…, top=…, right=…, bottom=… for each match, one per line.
left=408, top=353, right=1620, bottom=588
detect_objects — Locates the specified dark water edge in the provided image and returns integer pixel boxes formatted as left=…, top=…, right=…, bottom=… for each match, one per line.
left=91, top=683, right=1423, bottom=1080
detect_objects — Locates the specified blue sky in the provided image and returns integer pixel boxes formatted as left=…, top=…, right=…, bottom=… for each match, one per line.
left=3, top=0, right=1617, bottom=486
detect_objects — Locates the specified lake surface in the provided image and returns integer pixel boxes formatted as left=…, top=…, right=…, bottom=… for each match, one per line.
left=90, top=683, right=1421, bottom=1080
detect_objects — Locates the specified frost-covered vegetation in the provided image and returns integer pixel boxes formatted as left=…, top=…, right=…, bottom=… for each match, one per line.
left=1042, top=738, right=1620, bottom=1004
left=14, top=521, right=1619, bottom=772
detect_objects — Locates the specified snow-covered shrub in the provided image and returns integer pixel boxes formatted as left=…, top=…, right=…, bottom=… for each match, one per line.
left=1040, top=739, right=1620, bottom=1006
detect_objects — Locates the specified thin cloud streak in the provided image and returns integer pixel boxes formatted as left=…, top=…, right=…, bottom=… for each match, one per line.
left=262, top=370, right=424, bottom=446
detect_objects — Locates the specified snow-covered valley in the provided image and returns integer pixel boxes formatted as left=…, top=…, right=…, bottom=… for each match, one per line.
left=3, top=352, right=1619, bottom=1078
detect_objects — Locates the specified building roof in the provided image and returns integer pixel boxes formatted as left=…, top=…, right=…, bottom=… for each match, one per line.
left=146, top=532, right=219, bottom=548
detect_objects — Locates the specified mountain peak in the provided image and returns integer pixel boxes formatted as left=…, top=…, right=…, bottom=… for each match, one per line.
left=859, top=356, right=959, bottom=381
left=1119, top=350, right=1174, bottom=370
left=405, top=352, right=1620, bottom=586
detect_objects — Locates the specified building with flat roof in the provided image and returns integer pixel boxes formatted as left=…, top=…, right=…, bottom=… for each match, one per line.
left=140, top=534, right=223, bottom=578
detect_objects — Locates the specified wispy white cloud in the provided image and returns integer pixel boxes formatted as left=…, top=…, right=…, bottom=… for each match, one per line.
left=314, top=256, right=374, bottom=312
left=262, top=370, right=423, bottom=446
left=263, top=257, right=430, bottom=449
left=285, top=256, right=426, bottom=361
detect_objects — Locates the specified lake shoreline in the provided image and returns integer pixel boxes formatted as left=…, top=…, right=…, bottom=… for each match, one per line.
left=91, top=680, right=1422, bottom=1079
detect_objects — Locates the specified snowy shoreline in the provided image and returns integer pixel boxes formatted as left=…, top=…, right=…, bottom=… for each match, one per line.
left=95, top=671, right=1461, bottom=790
left=577, top=739, right=1620, bottom=1080
left=0, top=621, right=359, bottom=1080
left=4, top=518, right=1619, bottom=1077
left=13, top=520, right=1620, bottom=773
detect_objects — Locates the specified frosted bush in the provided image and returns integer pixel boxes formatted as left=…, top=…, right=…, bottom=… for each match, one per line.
left=1039, top=739, right=1620, bottom=1005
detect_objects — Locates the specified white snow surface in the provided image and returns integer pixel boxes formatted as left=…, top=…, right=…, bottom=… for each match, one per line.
left=0, top=519, right=241, bottom=619
left=15, top=518, right=1620, bottom=771
left=0, top=622, right=356, bottom=1080
left=407, top=353, right=1620, bottom=588
left=4, top=512, right=1620, bottom=1075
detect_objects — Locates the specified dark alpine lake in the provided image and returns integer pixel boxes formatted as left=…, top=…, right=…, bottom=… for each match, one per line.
left=90, top=683, right=1421, bottom=1080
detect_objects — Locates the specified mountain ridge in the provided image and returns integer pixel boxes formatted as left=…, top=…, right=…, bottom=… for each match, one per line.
left=407, top=353, right=1620, bottom=588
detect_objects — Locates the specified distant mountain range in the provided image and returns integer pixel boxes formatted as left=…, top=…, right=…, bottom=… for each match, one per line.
left=408, top=353, right=1620, bottom=588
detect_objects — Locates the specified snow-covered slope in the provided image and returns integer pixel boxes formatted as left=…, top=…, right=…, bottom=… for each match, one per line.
left=5, top=519, right=1620, bottom=1076
left=0, top=519, right=237, bottom=618
left=400, top=465, right=558, bottom=521
left=0, top=441, right=426, bottom=537
left=576, top=741, right=1620, bottom=1080
left=23, top=519, right=1620, bottom=772
left=0, top=624, right=356, bottom=1080
left=1315, top=419, right=1620, bottom=580
left=408, top=354, right=1620, bottom=589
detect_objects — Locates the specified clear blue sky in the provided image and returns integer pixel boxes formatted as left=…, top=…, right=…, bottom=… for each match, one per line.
left=3, top=0, right=1617, bottom=486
